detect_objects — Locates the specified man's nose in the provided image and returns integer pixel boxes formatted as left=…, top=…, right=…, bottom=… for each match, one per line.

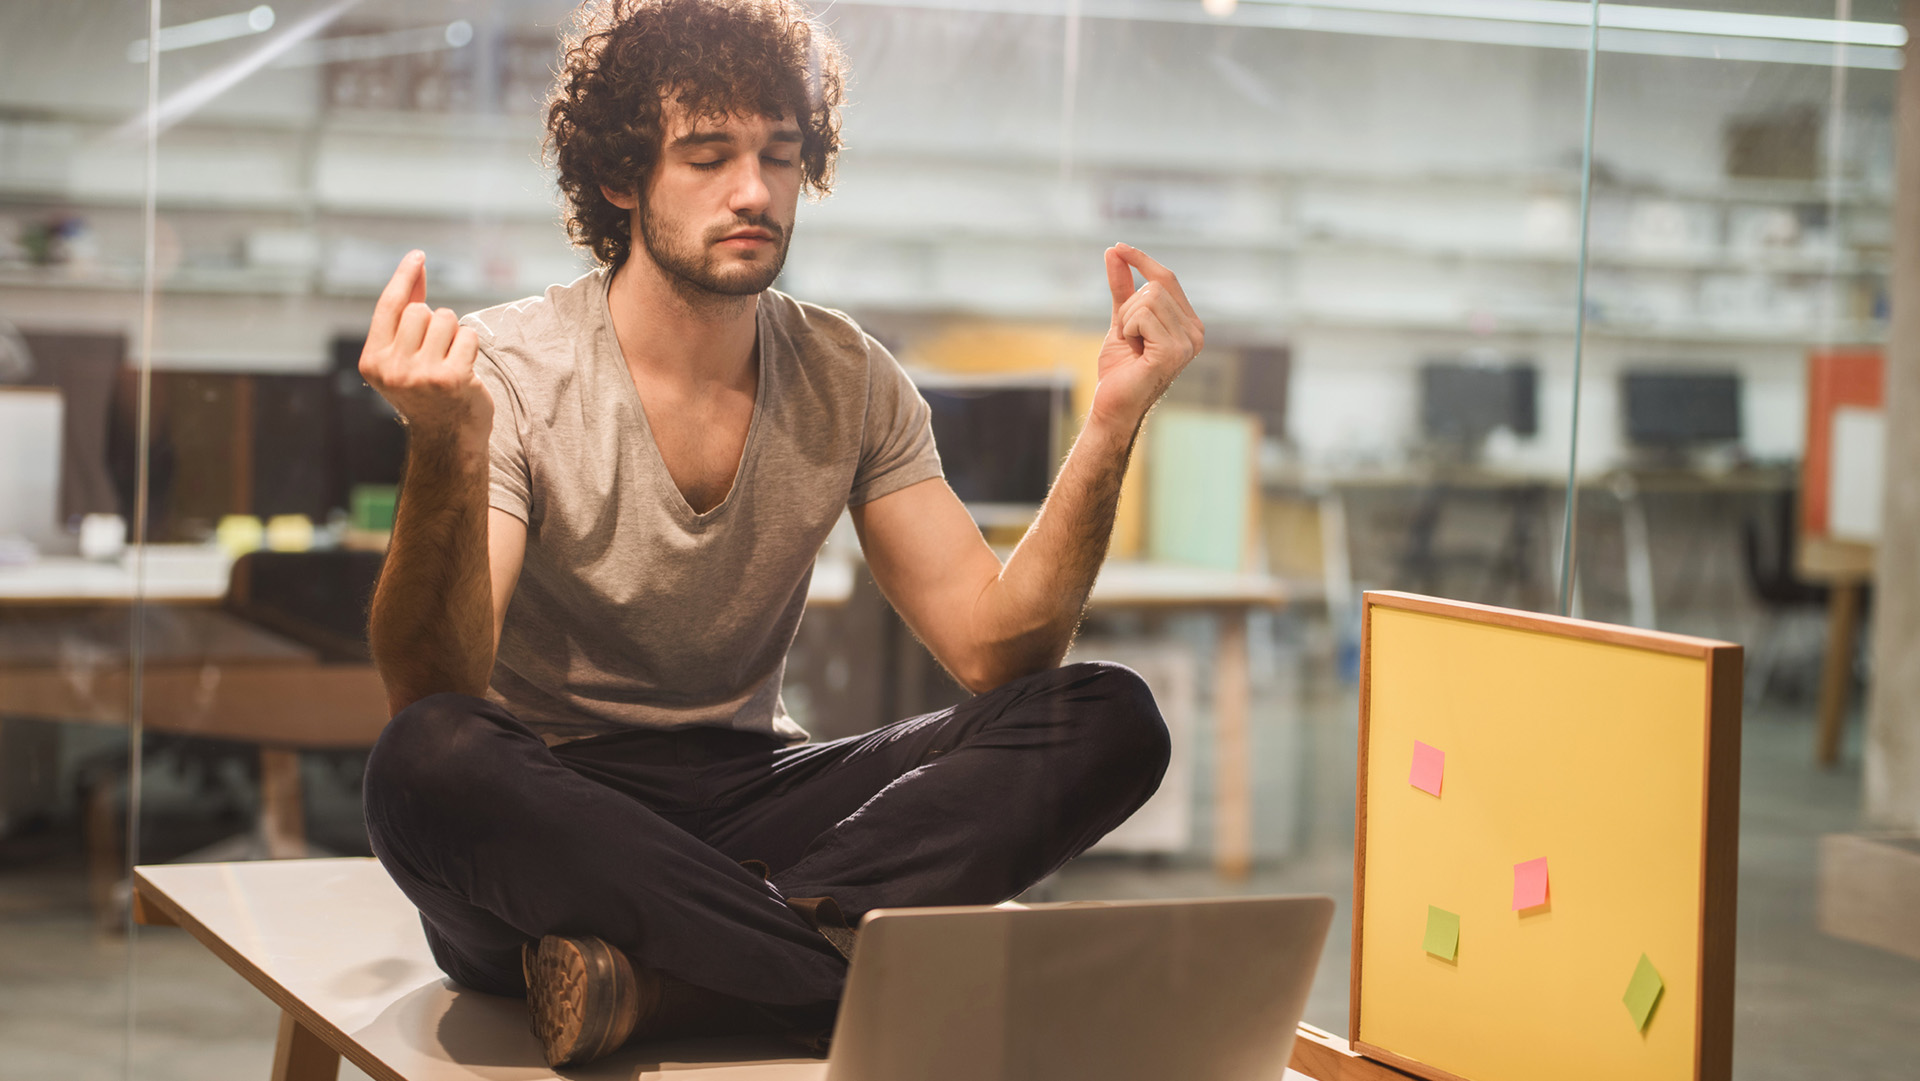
left=729, top=158, right=771, bottom=216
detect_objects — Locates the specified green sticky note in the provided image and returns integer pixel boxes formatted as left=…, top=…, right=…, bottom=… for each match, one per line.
left=1423, top=906, right=1459, bottom=961
left=1623, top=954, right=1664, bottom=1031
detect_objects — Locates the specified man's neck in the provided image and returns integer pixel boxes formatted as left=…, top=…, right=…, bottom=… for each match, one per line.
left=605, top=252, right=759, bottom=388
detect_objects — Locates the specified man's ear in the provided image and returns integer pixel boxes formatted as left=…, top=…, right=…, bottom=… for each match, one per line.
left=600, top=184, right=640, bottom=210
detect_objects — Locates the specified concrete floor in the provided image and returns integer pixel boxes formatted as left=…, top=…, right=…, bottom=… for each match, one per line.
left=1, top=704, right=1915, bottom=1080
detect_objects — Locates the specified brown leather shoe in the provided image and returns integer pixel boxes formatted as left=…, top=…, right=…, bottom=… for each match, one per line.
left=523, top=934, right=793, bottom=1065
left=522, top=935, right=640, bottom=1067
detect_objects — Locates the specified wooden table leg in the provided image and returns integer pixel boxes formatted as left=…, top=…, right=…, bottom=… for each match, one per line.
left=258, top=749, right=307, bottom=859
left=84, top=773, right=123, bottom=933
left=1215, top=612, right=1252, bottom=880
left=271, top=1011, right=339, bottom=1081
left=1816, top=579, right=1862, bottom=767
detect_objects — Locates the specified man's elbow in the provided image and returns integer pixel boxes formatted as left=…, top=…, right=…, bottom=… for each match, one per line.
left=952, top=640, right=1066, bottom=697
left=371, top=648, right=493, bottom=719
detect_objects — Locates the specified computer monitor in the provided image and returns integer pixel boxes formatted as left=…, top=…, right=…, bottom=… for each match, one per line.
left=1622, top=370, right=1742, bottom=448
left=1237, top=345, right=1291, bottom=441
left=913, top=372, right=1068, bottom=526
left=1419, top=360, right=1538, bottom=451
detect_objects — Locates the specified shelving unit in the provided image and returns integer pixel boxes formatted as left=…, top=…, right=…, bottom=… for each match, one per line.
left=2, top=99, right=1893, bottom=349
left=0, top=4, right=1898, bottom=481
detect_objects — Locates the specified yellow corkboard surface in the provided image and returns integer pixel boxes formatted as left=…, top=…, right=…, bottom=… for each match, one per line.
left=1353, top=593, right=1740, bottom=1081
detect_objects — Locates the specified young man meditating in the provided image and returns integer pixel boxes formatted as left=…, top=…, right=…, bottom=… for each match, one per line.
left=357, top=0, right=1205, bottom=1067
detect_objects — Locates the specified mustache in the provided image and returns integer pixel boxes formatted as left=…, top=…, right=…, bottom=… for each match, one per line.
left=708, top=214, right=785, bottom=243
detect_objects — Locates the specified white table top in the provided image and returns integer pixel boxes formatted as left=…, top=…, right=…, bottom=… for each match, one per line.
left=1087, top=560, right=1287, bottom=608
left=135, top=858, right=1316, bottom=1081
left=0, top=545, right=233, bottom=602
left=137, top=858, right=832, bottom=1081
left=803, top=557, right=1286, bottom=610
left=2, top=545, right=1285, bottom=612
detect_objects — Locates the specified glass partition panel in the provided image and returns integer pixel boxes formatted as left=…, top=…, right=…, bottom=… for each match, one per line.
left=797, top=0, right=1600, bottom=1037
left=0, top=2, right=157, bottom=1078
left=1571, top=2, right=1919, bottom=1075
left=125, top=1, right=588, bottom=1076
left=107, top=0, right=1613, bottom=1071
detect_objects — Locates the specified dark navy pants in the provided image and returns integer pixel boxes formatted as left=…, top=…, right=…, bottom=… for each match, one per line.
left=362, top=661, right=1170, bottom=1010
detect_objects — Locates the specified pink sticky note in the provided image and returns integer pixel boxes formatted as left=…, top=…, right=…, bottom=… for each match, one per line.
left=1409, top=741, right=1445, bottom=797
left=1513, top=857, right=1550, bottom=910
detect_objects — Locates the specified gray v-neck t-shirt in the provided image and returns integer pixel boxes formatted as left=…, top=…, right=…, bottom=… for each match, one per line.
left=463, top=269, right=943, bottom=745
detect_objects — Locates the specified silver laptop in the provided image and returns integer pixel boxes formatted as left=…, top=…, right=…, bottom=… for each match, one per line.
left=823, top=894, right=1334, bottom=1081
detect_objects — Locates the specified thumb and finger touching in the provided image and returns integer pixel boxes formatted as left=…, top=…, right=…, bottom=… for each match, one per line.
left=1107, top=245, right=1203, bottom=355
left=1113, top=244, right=1202, bottom=333
left=1122, top=305, right=1176, bottom=363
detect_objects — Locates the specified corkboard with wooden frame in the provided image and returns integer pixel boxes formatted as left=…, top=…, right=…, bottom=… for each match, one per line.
left=1349, top=591, right=1741, bottom=1081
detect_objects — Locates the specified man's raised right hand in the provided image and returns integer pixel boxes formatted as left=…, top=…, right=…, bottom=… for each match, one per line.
left=359, top=251, right=493, bottom=447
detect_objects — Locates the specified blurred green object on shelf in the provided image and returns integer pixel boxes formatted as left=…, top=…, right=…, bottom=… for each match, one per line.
left=1145, top=408, right=1258, bottom=573
left=351, top=485, right=399, bottom=533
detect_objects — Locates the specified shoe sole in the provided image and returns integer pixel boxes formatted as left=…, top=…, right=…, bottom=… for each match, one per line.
left=522, top=935, right=638, bottom=1067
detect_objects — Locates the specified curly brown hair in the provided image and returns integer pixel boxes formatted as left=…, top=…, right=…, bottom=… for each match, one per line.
left=545, top=0, right=846, bottom=268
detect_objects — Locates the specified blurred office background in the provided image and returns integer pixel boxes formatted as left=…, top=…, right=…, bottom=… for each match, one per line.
left=2, top=0, right=1918, bottom=1077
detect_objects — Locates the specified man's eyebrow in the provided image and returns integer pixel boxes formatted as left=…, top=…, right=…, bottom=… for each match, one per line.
left=668, top=130, right=736, bottom=150
left=667, top=128, right=805, bottom=150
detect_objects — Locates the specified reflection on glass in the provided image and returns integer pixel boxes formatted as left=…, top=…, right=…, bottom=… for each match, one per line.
left=0, top=0, right=1900, bottom=1076
left=1572, top=3, right=1917, bottom=1076
left=1, top=3, right=160, bottom=1078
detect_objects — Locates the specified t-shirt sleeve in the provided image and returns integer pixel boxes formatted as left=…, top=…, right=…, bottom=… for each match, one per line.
left=848, top=334, right=944, bottom=507
left=471, top=348, right=532, bottom=524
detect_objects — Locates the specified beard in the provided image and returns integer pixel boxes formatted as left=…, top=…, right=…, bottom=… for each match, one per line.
left=636, top=198, right=790, bottom=298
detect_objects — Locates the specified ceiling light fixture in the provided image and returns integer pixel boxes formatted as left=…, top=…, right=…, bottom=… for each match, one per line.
left=127, top=5, right=275, bottom=64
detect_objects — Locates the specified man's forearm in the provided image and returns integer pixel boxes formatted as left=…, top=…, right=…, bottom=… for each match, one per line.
left=969, top=415, right=1139, bottom=684
left=368, top=430, right=496, bottom=715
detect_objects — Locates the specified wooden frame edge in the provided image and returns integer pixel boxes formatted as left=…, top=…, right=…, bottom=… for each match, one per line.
left=130, top=869, right=408, bottom=1081
left=1292, top=1024, right=1427, bottom=1080
left=1350, top=594, right=1377, bottom=1050
left=1365, top=591, right=1723, bottom=658
left=1696, top=645, right=1743, bottom=1081
left=1351, top=1039, right=1475, bottom=1081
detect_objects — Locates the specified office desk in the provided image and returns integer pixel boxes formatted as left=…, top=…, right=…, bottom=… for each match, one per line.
left=0, top=546, right=234, bottom=604
left=5, top=551, right=1282, bottom=880
left=1800, top=535, right=1876, bottom=766
left=1093, top=563, right=1285, bottom=879
left=1281, top=464, right=1793, bottom=627
left=0, top=582, right=387, bottom=894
